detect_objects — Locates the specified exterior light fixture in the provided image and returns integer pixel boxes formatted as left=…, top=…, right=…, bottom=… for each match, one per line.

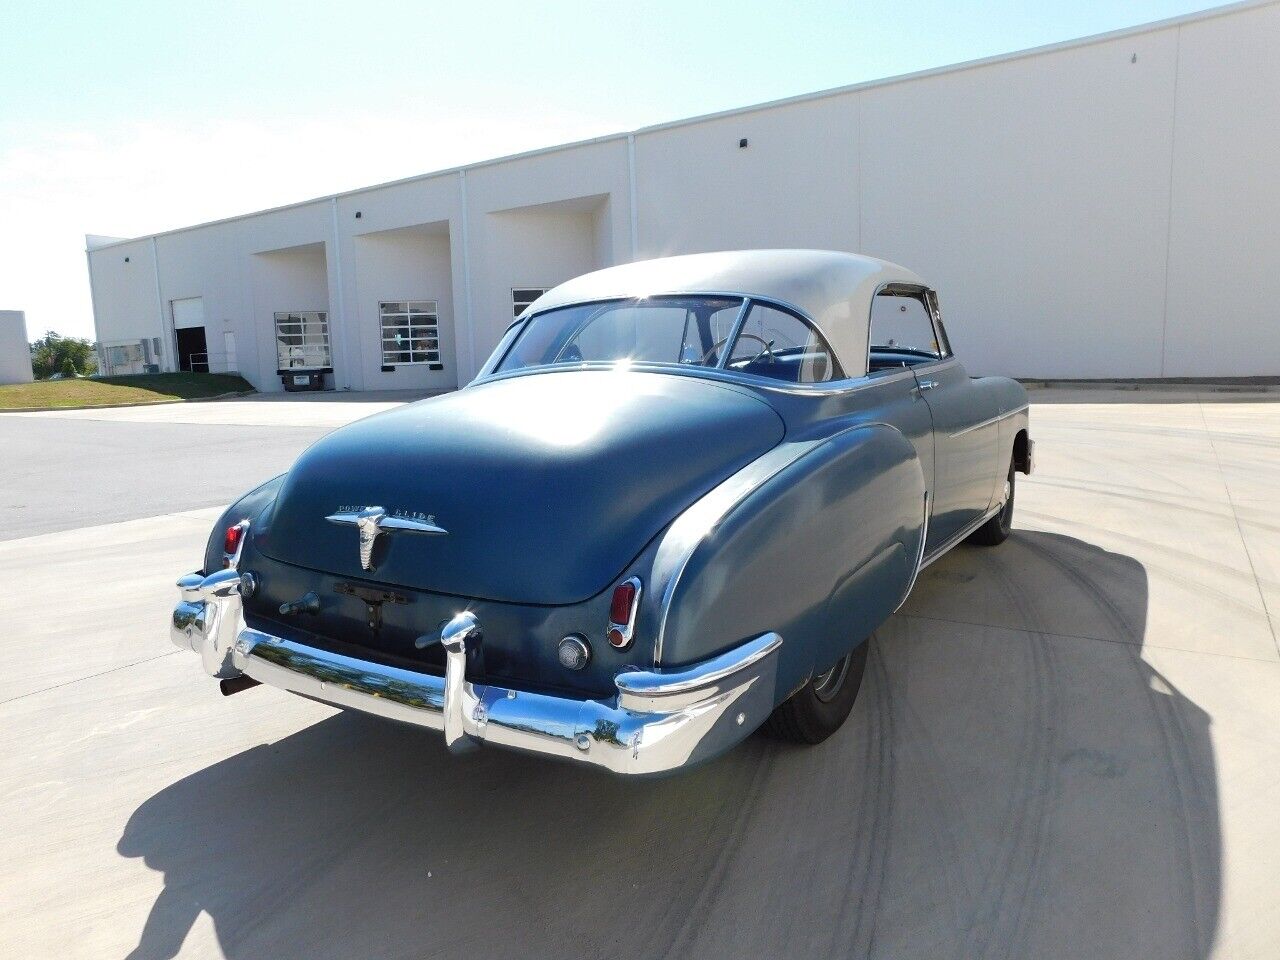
left=558, top=634, right=591, bottom=670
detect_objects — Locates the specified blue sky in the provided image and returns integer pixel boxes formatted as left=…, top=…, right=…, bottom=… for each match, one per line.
left=0, top=0, right=1231, bottom=340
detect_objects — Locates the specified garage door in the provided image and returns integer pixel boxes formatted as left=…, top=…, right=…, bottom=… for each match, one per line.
left=171, top=298, right=207, bottom=372
left=171, top=297, right=204, bottom=329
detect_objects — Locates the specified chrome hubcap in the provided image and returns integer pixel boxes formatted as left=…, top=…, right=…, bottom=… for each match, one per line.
left=812, top=654, right=851, bottom=703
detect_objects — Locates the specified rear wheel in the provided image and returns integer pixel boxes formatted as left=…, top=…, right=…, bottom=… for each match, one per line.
left=969, top=456, right=1015, bottom=546
left=764, top=640, right=869, bottom=744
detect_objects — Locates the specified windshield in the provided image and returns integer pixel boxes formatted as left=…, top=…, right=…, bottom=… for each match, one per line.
left=497, top=296, right=744, bottom=372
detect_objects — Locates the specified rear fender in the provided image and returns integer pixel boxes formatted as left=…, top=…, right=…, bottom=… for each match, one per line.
left=655, top=423, right=926, bottom=700
left=202, top=475, right=285, bottom=573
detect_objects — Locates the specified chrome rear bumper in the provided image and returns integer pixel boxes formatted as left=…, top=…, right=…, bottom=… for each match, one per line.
left=171, top=570, right=781, bottom=776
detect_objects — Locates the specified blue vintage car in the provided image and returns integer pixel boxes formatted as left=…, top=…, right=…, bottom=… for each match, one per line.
left=172, top=250, right=1033, bottom=775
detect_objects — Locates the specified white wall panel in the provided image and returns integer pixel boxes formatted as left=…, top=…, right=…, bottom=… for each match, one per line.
left=634, top=94, right=861, bottom=258
left=87, top=239, right=163, bottom=358
left=1163, top=4, right=1280, bottom=376
left=0, top=311, right=33, bottom=384
left=859, top=31, right=1178, bottom=378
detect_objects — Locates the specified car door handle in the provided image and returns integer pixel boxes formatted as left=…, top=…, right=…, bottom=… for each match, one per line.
left=914, top=379, right=939, bottom=393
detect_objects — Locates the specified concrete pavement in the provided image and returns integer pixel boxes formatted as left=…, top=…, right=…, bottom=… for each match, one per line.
left=1, top=391, right=1278, bottom=959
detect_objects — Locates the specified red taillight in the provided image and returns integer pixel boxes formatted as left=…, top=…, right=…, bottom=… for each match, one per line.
left=609, top=581, right=637, bottom=625
left=607, top=578, right=641, bottom=649
left=222, top=523, right=244, bottom=558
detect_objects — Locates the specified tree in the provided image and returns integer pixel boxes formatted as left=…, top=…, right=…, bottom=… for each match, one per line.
left=30, top=331, right=97, bottom=379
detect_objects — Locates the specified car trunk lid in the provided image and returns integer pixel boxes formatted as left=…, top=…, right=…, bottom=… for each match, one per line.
left=256, top=370, right=783, bottom=605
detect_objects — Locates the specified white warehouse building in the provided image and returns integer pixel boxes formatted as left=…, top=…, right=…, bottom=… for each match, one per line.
left=87, top=1, right=1280, bottom=391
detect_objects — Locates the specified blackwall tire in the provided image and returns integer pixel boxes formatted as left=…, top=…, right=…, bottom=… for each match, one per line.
left=969, top=456, right=1016, bottom=547
left=764, top=640, right=869, bottom=744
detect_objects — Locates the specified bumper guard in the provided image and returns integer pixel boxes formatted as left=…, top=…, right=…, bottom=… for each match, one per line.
left=171, top=570, right=782, bottom=776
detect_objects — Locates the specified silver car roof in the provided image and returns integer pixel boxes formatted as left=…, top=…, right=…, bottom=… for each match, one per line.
left=526, top=249, right=929, bottom=379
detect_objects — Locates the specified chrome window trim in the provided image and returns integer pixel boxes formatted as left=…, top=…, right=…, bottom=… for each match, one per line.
left=715, top=298, right=755, bottom=369
left=904, top=354, right=960, bottom=378
left=866, top=282, right=953, bottom=376
left=925, top=288, right=953, bottom=357
left=473, top=357, right=918, bottom=398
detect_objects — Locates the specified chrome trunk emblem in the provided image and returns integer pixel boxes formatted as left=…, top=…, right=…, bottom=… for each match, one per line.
left=326, top=505, right=447, bottom=571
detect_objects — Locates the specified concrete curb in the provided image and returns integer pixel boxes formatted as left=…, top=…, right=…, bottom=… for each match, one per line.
left=0, top=389, right=257, bottom=414
left=1019, top=377, right=1280, bottom=393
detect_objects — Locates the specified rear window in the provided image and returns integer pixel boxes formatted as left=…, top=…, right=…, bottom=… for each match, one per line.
left=497, top=296, right=841, bottom=384
left=497, top=297, right=743, bottom=371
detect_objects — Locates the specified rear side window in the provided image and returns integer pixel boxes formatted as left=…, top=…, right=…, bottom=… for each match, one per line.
left=869, top=292, right=943, bottom=366
left=726, top=303, right=841, bottom=384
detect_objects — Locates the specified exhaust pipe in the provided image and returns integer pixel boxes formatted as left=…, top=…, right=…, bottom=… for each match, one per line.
left=219, top=675, right=261, bottom=697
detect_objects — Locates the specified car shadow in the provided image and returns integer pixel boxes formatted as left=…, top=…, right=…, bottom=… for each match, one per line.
left=118, top=530, right=1219, bottom=960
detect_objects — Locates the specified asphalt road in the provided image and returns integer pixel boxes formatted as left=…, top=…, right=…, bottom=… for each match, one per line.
left=2, top=388, right=1278, bottom=959
left=0, top=394, right=410, bottom=540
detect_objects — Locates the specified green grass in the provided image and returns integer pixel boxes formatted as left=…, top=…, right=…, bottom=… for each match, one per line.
left=0, top=373, right=255, bottom=410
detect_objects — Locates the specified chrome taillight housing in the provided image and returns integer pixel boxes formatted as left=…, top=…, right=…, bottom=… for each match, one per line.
left=606, top=577, right=641, bottom=649
left=222, top=519, right=249, bottom=569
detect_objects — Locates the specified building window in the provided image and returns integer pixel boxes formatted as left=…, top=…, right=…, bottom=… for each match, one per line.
left=511, top=287, right=547, bottom=319
left=380, top=301, right=441, bottom=366
left=274, top=312, right=331, bottom=370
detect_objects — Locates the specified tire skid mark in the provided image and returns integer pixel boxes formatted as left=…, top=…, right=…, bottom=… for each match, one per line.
left=949, top=548, right=1059, bottom=960
left=1017, top=537, right=1217, bottom=958
left=1019, top=511, right=1271, bottom=621
left=653, top=739, right=776, bottom=960
left=827, top=635, right=895, bottom=959
left=880, top=620, right=983, bottom=935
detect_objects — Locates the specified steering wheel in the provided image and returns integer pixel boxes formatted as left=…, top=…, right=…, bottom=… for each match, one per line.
left=700, top=333, right=770, bottom=366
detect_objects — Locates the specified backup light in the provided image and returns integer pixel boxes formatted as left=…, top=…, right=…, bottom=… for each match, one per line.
left=607, top=577, right=642, bottom=649
left=558, top=635, right=591, bottom=671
